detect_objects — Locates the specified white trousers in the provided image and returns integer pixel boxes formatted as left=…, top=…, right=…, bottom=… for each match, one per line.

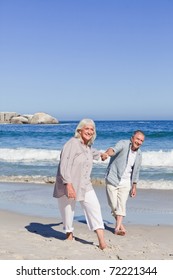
left=58, top=190, right=104, bottom=233
left=106, top=182, right=130, bottom=217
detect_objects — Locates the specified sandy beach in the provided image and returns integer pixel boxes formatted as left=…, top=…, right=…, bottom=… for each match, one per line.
left=0, top=209, right=173, bottom=260
left=0, top=182, right=173, bottom=260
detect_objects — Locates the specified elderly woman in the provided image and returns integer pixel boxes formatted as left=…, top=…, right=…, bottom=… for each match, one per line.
left=53, top=119, right=107, bottom=250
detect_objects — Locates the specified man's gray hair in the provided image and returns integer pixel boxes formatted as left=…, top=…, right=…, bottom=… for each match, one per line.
left=133, top=130, right=145, bottom=137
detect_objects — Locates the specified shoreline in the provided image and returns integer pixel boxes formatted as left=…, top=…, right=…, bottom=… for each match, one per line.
left=1, top=182, right=173, bottom=226
left=1, top=176, right=173, bottom=191
left=0, top=175, right=105, bottom=186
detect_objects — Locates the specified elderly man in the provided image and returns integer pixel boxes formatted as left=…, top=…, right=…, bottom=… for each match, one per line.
left=101, top=130, right=145, bottom=235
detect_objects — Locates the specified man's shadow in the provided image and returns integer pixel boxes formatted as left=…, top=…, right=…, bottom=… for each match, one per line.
left=104, top=222, right=115, bottom=234
left=25, top=217, right=93, bottom=245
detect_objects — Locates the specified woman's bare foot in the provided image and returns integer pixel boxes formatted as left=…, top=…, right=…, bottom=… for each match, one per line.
left=66, top=232, right=73, bottom=240
left=99, top=241, right=107, bottom=250
left=95, top=228, right=107, bottom=250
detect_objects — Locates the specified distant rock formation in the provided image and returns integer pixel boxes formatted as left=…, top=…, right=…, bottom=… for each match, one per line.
left=10, top=116, right=29, bottom=124
left=0, top=112, right=59, bottom=124
left=30, top=112, right=58, bottom=124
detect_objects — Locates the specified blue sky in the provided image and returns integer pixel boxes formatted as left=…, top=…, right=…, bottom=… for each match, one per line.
left=1, top=0, right=173, bottom=121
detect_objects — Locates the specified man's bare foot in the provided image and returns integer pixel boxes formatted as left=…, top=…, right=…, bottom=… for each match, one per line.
left=114, top=224, right=126, bottom=234
left=114, top=227, right=126, bottom=236
left=66, top=232, right=73, bottom=240
left=114, top=228, right=126, bottom=236
left=120, top=224, right=126, bottom=233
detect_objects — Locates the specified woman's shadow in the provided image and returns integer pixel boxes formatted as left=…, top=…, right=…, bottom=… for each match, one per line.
left=25, top=222, right=65, bottom=240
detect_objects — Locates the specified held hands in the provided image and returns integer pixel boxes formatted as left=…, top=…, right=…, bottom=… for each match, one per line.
left=101, top=152, right=109, bottom=161
left=101, top=148, right=115, bottom=161
left=65, top=183, right=76, bottom=199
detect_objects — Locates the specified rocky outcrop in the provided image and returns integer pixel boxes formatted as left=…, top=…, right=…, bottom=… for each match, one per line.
left=11, top=116, right=29, bottom=124
left=0, top=112, right=59, bottom=124
left=30, top=112, right=58, bottom=124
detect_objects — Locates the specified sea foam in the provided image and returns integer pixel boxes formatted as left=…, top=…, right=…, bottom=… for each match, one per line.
left=0, top=148, right=173, bottom=168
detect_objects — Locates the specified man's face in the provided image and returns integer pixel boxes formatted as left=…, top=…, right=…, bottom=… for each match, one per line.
left=131, top=132, right=145, bottom=151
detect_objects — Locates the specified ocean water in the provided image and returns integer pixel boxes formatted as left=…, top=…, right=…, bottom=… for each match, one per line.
left=0, top=120, right=173, bottom=190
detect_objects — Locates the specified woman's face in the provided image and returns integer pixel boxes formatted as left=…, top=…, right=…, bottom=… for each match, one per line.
left=80, top=124, right=94, bottom=144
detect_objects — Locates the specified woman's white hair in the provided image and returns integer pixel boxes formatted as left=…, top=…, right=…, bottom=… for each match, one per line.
left=74, top=118, right=96, bottom=146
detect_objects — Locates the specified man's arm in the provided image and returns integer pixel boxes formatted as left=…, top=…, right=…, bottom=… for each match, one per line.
left=101, top=148, right=115, bottom=161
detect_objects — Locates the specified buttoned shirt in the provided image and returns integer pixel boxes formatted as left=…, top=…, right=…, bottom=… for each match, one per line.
left=118, top=148, right=137, bottom=188
left=53, top=137, right=100, bottom=201
left=106, top=140, right=142, bottom=187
